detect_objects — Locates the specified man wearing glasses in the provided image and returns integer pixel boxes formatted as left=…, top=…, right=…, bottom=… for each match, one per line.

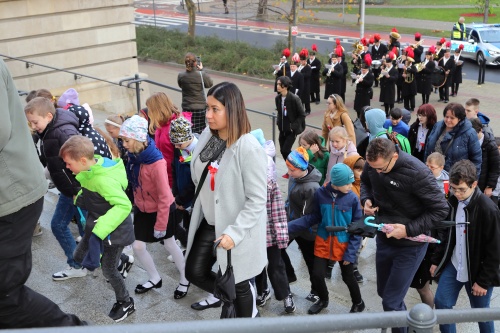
left=431, top=160, right=500, bottom=333
left=360, top=138, right=448, bottom=333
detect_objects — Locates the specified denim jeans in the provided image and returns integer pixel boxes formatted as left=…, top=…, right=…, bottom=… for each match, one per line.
left=435, top=262, right=494, bottom=333
left=51, top=194, right=86, bottom=268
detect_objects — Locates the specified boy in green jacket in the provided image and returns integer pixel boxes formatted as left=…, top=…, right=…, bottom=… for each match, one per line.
left=60, top=135, right=135, bottom=323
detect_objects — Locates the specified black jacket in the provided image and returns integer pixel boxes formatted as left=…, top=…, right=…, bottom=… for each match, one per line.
left=39, top=109, right=81, bottom=197
left=371, top=43, right=388, bottom=60
left=478, top=131, right=500, bottom=191
left=290, top=71, right=304, bottom=97
left=432, top=189, right=500, bottom=289
left=379, top=65, right=398, bottom=104
left=360, top=148, right=449, bottom=246
left=408, top=121, right=435, bottom=162
left=322, top=62, right=343, bottom=98
left=275, top=92, right=305, bottom=135
left=298, top=64, right=311, bottom=102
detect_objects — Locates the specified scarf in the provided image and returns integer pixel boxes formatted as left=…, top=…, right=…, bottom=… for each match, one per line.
left=126, top=137, right=164, bottom=190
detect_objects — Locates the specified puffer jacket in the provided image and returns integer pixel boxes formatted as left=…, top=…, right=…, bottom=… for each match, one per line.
left=75, top=157, right=134, bottom=246
left=177, top=69, right=213, bottom=110
left=478, top=130, right=500, bottom=191
left=286, top=164, right=321, bottom=241
left=360, top=147, right=449, bottom=246
left=39, top=109, right=81, bottom=197
left=432, top=189, right=500, bottom=289
left=424, top=119, right=482, bottom=177
left=288, top=185, right=362, bottom=262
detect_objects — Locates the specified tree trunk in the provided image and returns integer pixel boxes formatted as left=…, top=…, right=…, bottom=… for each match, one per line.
left=185, top=0, right=196, bottom=39
left=257, top=0, right=268, bottom=19
left=484, top=0, right=490, bottom=23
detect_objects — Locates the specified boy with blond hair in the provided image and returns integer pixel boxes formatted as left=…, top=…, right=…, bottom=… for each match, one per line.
left=60, top=135, right=135, bottom=322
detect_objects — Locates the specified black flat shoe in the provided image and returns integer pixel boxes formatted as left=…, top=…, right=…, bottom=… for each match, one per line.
left=308, top=299, right=329, bottom=314
left=174, top=282, right=190, bottom=299
left=135, top=279, right=162, bottom=294
left=191, top=299, right=222, bottom=310
left=350, top=300, right=365, bottom=313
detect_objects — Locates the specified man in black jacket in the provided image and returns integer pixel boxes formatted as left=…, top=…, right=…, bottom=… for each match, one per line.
left=298, top=54, right=312, bottom=115
left=307, top=51, right=321, bottom=104
left=431, top=160, right=500, bottom=333
left=275, top=76, right=306, bottom=175
left=361, top=138, right=448, bottom=333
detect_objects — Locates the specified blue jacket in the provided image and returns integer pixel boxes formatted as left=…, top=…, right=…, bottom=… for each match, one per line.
left=288, top=185, right=362, bottom=262
left=424, top=119, right=481, bottom=177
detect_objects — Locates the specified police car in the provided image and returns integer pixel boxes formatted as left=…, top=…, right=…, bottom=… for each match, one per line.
left=450, top=23, right=500, bottom=65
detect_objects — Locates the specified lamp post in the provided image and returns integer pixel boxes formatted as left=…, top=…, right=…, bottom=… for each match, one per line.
left=153, top=0, right=157, bottom=27
left=291, top=0, right=297, bottom=52
left=235, top=0, right=239, bottom=41
left=360, top=0, right=365, bottom=38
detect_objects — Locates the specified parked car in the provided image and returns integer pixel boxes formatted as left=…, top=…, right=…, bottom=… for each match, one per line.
left=450, top=23, right=500, bottom=65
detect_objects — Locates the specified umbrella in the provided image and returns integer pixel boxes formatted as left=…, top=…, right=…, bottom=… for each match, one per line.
left=364, top=216, right=441, bottom=244
left=213, top=240, right=237, bottom=319
left=325, top=215, right=378, bottom=238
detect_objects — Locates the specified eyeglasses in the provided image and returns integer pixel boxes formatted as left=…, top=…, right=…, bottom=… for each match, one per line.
left=426, top=164, right=441, bottom=171
left=373, top=156, right=393, bottom=172
left=450, top=185, right=471, bottom=194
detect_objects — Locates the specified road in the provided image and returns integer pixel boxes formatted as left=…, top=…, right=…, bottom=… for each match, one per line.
left=133, top=11, right=500, bottom=84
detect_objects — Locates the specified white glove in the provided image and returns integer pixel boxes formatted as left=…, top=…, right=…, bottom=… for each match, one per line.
left=154, top=230, right=166, bottom=239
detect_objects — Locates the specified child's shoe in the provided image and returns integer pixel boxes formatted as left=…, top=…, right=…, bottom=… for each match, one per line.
left=109, top=297, right=135, bottom=322
left=118, top=254, right=134, bottom=279
left=33, top=222, right=43, bottom=237
left=350, top=300, right=365, bottom=313
left=256, top=289, right=271, bottom=307
left=52, top=266, right=87, bottom=281
left=284, top=294, right=296, bottom=313
left=308, top=299, right=328, bottom=315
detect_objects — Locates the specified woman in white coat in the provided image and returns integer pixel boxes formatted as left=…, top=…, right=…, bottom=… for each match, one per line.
left=185, top=82, right=268, bottom=318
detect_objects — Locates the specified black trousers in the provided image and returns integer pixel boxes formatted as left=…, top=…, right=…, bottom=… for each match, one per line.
left=312, top=256, right=362, bottom=304
left=0, top=198, right=84, bottom=328
left=281, top=237, right=315, bottom=289
left=403, top=95, right=415, bottom=111
left=278, top=131, right=296, bottom=160
left=451, top=83, right=460, bottom=95
left=255, top=245, right=290, bottom=300
left=439, top=83, right=450, bottom=101
left=384, top=103, right=394, bottom=117
left=185, top=219, right=254, bottom=317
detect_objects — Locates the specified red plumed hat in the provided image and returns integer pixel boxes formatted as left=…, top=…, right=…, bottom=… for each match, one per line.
left=336, top=39, right=341, bottom=46
left=438, top=37, right=446, bottom=45
left=299, top=48, right=309, bottom=60
left=335, top=45, right=343, bottom=57
left=361, top=37, right=368, bottom=46
left=458, top=44, right=464, bottom=51
left=391, top=46, right=399, bottom=56
left=374, top=33, right=381, bottom=42
left=312, top=44, right=318, bottom=52
left=369, top=37, right=375, bottom=45
left=292, top=52, right=300, bottom=64
left=406, top=47, right=415, bottom=61
left=282, top=48, right=291, bottom=58
left=445, top=41, right=451, bottom=48
left=429, top=45, right=436, bottom=54
left=415, top=32, right=422, bottom=40
left=363, top=53, right=372, bottom=67
left=388, top=51, right=396, bottom=61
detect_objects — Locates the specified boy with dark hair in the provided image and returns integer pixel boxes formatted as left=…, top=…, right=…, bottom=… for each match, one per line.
left=470, top=118, right=500, bottom=201
left=60, top=135, right=135, bottom=322
left=25, top=97, right=87, bottom=280
left=432, top=160, right=500, bottom=333
left=383, top=107, right=409, bottom=138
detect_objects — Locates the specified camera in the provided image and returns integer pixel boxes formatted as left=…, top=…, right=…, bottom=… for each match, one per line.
left=196, top=56, right=201, bottom=63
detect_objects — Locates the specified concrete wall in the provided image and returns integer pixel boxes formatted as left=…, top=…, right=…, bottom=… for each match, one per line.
left=0, top=0, right=148, bottom=114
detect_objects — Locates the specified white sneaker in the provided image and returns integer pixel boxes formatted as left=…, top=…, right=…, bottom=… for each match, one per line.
left=167, top=254, right=174, bottom=263
left=52, top=266, right=87, bottom=281
left=75, top=236, right=82, bottom=244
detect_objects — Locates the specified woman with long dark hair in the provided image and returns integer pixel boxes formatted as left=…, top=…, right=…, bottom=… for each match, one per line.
left=185, top=82, right=268, bottom=318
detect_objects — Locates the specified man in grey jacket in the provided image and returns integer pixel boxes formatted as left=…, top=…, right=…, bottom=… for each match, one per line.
left=0, top=59, right=85, bottom=327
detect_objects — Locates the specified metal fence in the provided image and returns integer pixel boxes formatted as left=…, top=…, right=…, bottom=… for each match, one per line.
left=3, top=304, right=500, bottom=333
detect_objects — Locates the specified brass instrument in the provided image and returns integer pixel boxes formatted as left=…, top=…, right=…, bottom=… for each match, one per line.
left=411, top=39, right=424, bottom=48
left=415, top=62, right=426, bottom=72
left=376, top=65, right=388, bottom=80
left=403, top=65, right=414, bottom=83
left=352, top=40, right=364, bottom=56
left=354, top=72, right=367, bottom=85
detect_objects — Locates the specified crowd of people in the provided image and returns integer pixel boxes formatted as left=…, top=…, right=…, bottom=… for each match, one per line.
left=1, top=32, right=499, bottom=333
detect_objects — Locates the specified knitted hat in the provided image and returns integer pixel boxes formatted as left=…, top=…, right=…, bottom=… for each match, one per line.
left=286, top=147, right=309, bottom=171
left=330, top=163, right=355, bottom=186
left=119, top=115, right=148, bottom=142
left=57, top=88, right=79, bottom=108
left=169, top=117, right=194, bottom=144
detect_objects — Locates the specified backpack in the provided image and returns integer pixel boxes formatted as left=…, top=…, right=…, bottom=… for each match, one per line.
left=376, top=126, right=412, bottom=154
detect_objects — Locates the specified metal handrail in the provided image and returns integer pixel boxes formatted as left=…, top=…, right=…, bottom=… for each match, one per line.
left=1, top=53, right=137, bottom=89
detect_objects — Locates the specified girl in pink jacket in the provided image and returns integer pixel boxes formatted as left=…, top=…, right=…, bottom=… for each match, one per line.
left=120, top=115, right=189, bottom=299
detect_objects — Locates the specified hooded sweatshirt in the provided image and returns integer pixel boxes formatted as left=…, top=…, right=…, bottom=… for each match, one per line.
left=343, top=154, right=364, bottom=199
left=365, top=108, right=388, bottom=141
left=324, top=140, right=357, bottom=184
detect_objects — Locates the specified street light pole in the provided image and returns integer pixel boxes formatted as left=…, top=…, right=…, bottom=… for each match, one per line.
left=153, top=0, right=157, bottom=27
left=360, top=0, right=365, bottom=38
left=291, top=0, right=297, bottom=52
left=235, top=0, right=238, bottom=41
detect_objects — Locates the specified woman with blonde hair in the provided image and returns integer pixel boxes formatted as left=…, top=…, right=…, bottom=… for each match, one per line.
left=146, top=92, right=192, bottom=189
left=178, top=52, right=214, bottom=134
left=321, top=94, right=356, bottom=145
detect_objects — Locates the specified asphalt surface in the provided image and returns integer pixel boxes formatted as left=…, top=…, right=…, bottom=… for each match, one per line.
left=26, top=58, right=500, bottom=331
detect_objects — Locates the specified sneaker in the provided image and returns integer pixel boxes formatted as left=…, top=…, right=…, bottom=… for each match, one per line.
left=75, top=236, right=82, bottom=244
left=52, top=267, right=87, bottom=281
left=284, top=294, right=296, bottom=313
left=109, top=297, right=135, bottom=322
left=353, top=269, right=364, bottom=283
left=33, top=222, right=43, bottom=237
left=305, top=290, right=319, bottom=302
left=118, top=255, right=134, bottom=279
left=256, top=289, right=271, bottom=307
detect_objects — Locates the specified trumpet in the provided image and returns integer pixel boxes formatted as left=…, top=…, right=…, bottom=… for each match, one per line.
left=376, top=65, right=387, bottom=80
left=354, top=72, right=367, bottom=85
left=411, top=39, right=424, bottom=48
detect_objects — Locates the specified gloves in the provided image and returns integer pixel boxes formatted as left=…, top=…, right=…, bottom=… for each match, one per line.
left=154, top=229, right=166, bottom=239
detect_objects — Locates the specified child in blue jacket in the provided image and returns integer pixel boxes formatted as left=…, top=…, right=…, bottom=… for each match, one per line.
left=288, top=163, right=365, bottom=315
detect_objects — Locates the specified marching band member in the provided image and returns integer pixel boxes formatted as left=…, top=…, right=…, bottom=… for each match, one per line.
left=418, top=47, right=436, bottom=105
left=274, top=48, right=291, bottom=92
left=413, top=32, right=424, bottom=64
left=290, top=53, right=305, bottom=98
left=308, top=44, right=321, bottom=105
left=371, top=34, right=388, bottom=87
left=401, top=47, right=417, bottom=112
left=322, top=47, right=344, bottom=100
left=450, top=46, right=464, bottom=97
left=337, top=40, right=349, bottom=102
left=438, top=44, right=455, bottom=103
left=396, top=47, right=405, bottom=104
left=388, top=27, right=401, bottom=56
left=354, top=54, right=374, bottom=118
left=433, top=38, right=446, bottom=94
left=379, top=50, right=398, bottom=117
left=298, top=48, right=312, bottom=114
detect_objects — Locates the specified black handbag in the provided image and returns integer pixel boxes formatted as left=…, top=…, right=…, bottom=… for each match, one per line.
left=213, top=239, right=237, bottom=318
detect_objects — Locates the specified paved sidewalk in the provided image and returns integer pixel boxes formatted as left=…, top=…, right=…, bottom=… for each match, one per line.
left=25, top=60, right=500, bottom=331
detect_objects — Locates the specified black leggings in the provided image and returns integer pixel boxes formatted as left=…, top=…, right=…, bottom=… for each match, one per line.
left=185, top=219, right=254, bottom=317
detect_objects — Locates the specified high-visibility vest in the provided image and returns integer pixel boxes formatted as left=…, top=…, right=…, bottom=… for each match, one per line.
left=453, top=22, right=465, bottom=40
